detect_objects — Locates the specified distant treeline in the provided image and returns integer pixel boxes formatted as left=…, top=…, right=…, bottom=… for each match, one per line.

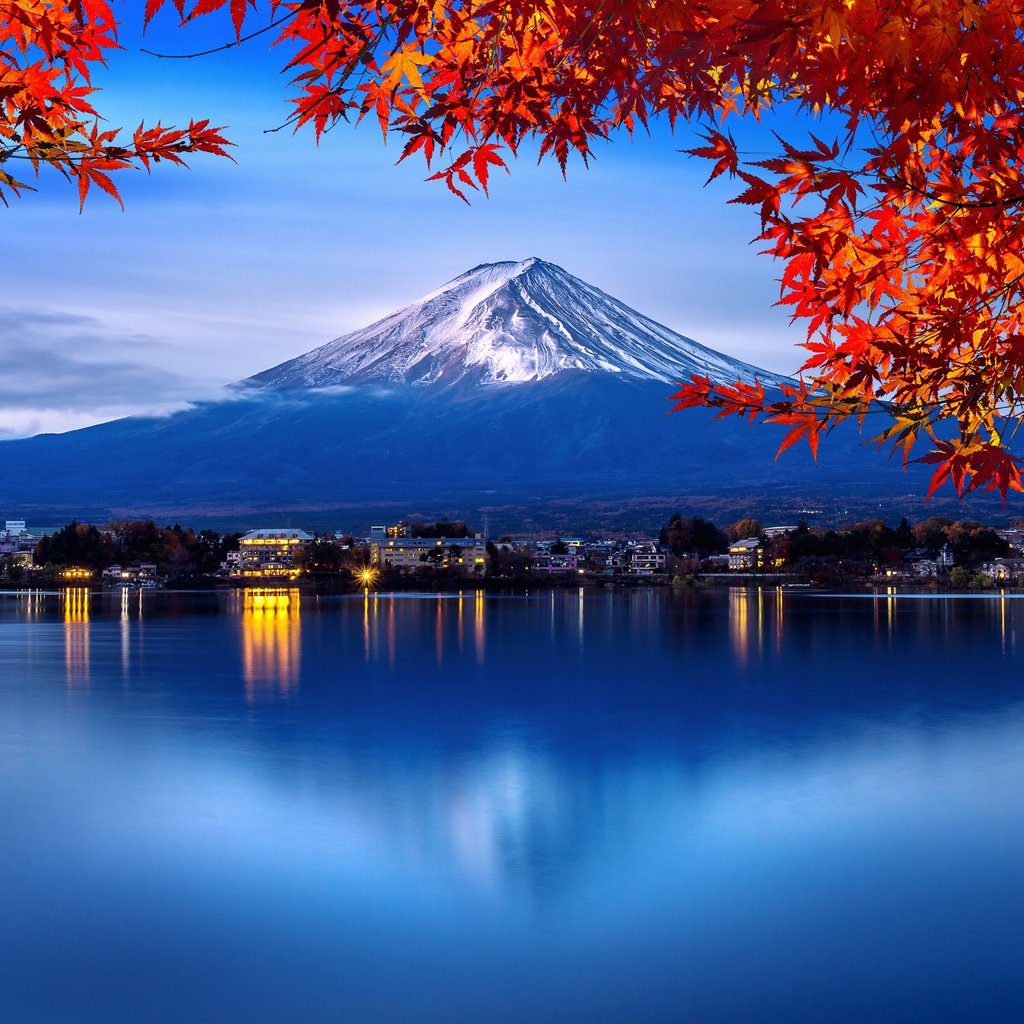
left=32, top=520, right=242, bottom=575
left=659, top=513, right=1010, bottom=570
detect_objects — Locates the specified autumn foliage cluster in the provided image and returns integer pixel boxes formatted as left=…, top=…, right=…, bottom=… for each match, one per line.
left=6, top=1, right=1024, bottom=497
left=0, top=1, right=230, bottom=205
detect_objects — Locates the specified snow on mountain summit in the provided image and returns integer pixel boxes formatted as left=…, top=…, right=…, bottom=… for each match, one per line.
left=247, top=258, right=786, bottom=390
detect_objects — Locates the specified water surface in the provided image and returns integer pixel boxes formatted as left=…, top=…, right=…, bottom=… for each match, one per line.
left=1, top=586, right=1022, bottom=1023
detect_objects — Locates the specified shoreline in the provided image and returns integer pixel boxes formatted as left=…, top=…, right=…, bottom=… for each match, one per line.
left=1, top=573, right=1020, bottom=598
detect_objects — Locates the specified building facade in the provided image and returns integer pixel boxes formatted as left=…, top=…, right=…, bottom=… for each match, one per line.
left=532, top=553, right=580, bottom=574
left=371, top=533, right=487, bottom=575
left=628, top=546, right=666, bottom=575
left=0, top=520, right=36, bottom=559
left=235, top=529, right=313, bottom=579
left=729, top=538, right=763, bottom=571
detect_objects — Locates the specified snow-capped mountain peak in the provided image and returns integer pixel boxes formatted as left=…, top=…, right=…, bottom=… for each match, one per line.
left=247, top=259, right=786, bottom=390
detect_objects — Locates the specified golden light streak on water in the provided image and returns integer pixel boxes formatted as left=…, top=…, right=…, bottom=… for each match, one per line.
left=363, top=589, right=371, bottom=664
left=120, top=586, right=131, bottom=680
left=241, top=588, right=301, bottom=700
left=62, top=587, right=90, bottom=687
left=475, top=589, right=485, bottom=664
left=387, top=595, right=396, bottom=670
left=730, top=588, right=748, bottom=667
left=757, top=587, right=764, bottom=659
left=1001, top=591, right=1007, bottom=656
left=434, top=595, right=444, bottom=669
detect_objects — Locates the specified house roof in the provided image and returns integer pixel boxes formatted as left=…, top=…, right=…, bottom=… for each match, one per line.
left=729, top=538, right=761, bottom=551
left=240, top=529, right=314, bottom=541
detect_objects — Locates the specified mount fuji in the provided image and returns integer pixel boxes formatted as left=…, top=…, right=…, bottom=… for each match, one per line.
left=0, top=259, right=932, bottom=526
left=246, top=258, right=787, bottom=391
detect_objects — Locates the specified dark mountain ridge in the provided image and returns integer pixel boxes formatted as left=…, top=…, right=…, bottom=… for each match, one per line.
left=0, top=260, right=946, bottom=528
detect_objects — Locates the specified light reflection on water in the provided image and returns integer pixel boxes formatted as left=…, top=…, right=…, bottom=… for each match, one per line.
left=0, top=586, right=1022, bottom=1024
left=239, top=588, right=301, bottom=698
left=62, top=587, right=90, bottom=687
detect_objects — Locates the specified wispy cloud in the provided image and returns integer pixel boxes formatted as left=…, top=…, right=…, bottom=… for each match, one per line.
left=0, top=18, right=811, bottom=444
left=0, top=308, right=219, bottom=437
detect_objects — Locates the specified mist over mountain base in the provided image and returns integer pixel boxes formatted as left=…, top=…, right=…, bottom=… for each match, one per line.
left=0, top=376, right=978, bottom=532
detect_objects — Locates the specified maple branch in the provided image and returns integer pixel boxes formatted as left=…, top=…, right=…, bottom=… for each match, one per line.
left=890, top=173, right=1024, bottom=211
left=263, top=12, right=395, bottom=136
left=140, top=12, right=297, bottom=60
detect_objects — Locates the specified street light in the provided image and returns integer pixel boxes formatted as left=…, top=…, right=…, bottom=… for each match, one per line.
left=354, top=566, right=380, bottom=589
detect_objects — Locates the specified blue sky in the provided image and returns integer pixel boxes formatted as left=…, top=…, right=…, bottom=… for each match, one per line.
left=2, top=7, right=816, bottom=438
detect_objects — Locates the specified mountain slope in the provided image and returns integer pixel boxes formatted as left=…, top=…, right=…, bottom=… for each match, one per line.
left=0, top=260, right=936, bottom=523
left=247, top=258, right=790, bottom=391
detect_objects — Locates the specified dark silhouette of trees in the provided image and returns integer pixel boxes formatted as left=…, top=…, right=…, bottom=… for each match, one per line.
left=301, top=541, right=349, bottom=572
left=34, top=521, right=113, bottom=569
left=409, top=518, right=474, bottom=539
left=36, top=520, right=245, bottom=576
left=660, top=515, right=728, bottom=559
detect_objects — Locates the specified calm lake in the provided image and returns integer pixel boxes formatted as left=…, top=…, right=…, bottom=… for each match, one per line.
left=1, top=586, right=1022, bottom=1023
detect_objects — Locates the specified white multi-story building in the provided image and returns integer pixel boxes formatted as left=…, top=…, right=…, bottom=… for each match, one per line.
left=728, top=538, right=763, bottom=571
left=0, top=520, right=35, bottom=557
left=235, top=529, right=313, bottom=579
left=629, top=549, right=666, bottom=575
left=371, top=533, right=487, bottom=574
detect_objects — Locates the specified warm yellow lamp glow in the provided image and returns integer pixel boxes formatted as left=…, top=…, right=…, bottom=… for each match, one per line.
left=354, top=566, right=380, bottom=589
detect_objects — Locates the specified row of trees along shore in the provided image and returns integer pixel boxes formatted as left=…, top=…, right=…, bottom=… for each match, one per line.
left=0, top=516, right=1018, bottom=587
left=25, top=521, right=244, bottom=579
left=661, top=515, right=1011, bottom=579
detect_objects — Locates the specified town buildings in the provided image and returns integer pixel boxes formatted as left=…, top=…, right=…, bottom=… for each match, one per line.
left=7, top=511, right=1023, bottom=587
left=979, top=558, right=1024, bottom=582
left=532, top=552, right=580, bottom=574
left=0, top=520, right=36, bottom=564
left=101, top=563, right=159, bottom=585
left=235, top=529, right=313, bottom=579
left=369, top=526, right=487, bottom=575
